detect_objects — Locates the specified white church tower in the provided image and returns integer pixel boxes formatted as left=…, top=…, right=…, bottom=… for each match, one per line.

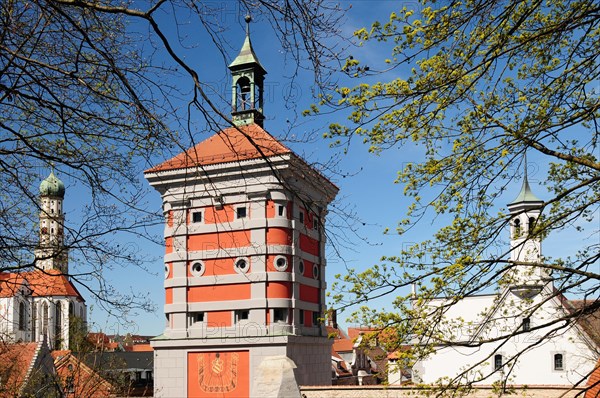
left=506, top=162, right=549, bottom=298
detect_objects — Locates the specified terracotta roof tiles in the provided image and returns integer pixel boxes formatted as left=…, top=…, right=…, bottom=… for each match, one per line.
left=0, top=342, right=39, bottom=395
left=332, top=338, right=355, bottom=353
left=146, top=124, right=291, bottom=173
left=0, top=269, right=83, bottom=299
left=586, top=359, right=600, bottom=398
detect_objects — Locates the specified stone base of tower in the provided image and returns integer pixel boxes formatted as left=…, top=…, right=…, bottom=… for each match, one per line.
left=151, top=335, right=332, bottom=398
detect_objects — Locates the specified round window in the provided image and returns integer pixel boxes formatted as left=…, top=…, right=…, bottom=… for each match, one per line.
left=274, top=255, right=288, bottom=272
left=164, top=264, right=170, bottom=278
left=234, top=257, right=250, bottom=274
left=298, top=260, right=305, bottom=275
left=190, top=261, right=205, bottom=277
left=313, top=264, right=319, bottom=279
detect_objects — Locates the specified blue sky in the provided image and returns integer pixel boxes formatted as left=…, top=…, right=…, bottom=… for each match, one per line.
left=58, top=1, right=595, bottom=336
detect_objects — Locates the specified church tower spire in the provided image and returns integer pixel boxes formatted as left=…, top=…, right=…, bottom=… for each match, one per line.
left=507, top=157, right=548, bottom=298
left=35, top=170, right=68, bottom=273
left=228, top=15, right=266, bottom=127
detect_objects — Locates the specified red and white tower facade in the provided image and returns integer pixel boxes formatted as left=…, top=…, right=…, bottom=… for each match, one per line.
left=146, top=19, right=338, bottom=397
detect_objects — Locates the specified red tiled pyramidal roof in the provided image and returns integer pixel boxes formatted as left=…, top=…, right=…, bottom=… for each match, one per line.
left=146, top=123, right=291, bottom=173
left=0, top=269, right=83, bottom=299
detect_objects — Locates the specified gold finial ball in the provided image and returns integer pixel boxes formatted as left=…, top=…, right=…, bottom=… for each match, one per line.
left=245, top=14, right=252, bottom=24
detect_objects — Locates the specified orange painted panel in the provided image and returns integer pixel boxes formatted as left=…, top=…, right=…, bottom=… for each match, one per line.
left=266, top=227, right=292, bottom=246
left=188, top=351, right=249, bottom=397
left=167, top=210, right=173, bottom=227
left=165, top=237, right=173, bottom=254
left=165, top=288, right=173, bottom=305
left=188, top=284, right=251, bottom=302
left=187, top=231, right=251, bottom=251
left=299, top=234, right=319, bottom=256
left=305, top=310, right=313, bottom=327
left=302, top=259, right=313, bottom=278
left=299, top=284, right=319, bottom=304
left=266, top=282, right=291, bottom=299
left=266, top=309, right=270, bottom=324
left=266, top=200, right=276, bottom=219
left=207, top=311, right=232, bottom=328
left=204, top=205, right=235, bottom=224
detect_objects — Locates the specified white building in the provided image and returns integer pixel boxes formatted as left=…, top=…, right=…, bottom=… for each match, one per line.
left=413, top=173, right=599, bottom=388
left=0, top=171, right=86, bottom=350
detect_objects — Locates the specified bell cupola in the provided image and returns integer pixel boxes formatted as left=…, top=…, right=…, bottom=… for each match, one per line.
left=507, top=160, right=548, bottom=298
left=228, top=15, right=266, bottom=127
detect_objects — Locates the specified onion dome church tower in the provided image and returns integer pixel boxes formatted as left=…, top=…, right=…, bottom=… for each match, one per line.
left=0, top=171, right=86, bottom=351
left=35, top=170, right=68, bottom=273
left=146, top=18, right=338, bottom=398
left=507, top=162, right=550, bottom=299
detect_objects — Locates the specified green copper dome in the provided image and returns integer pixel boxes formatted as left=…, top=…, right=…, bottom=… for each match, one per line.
left=509, top=174, right=542, bottom=204
left=40, top=171, right=65, bottom=197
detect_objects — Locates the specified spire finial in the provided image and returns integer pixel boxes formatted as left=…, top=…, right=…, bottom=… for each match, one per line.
left=245, top=14, right=252, bottom=36
left=523, top=151, right=529, bottom=184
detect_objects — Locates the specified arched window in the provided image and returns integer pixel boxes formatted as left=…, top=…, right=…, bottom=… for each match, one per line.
left=554, top=353, right=564, bottom=370
left=69, top=302, right=74, bottom=318
left=513, top=218, right=521, bottom=237
left=528, top=217, right=535, bottom=233
left=42, top=302, right=49, bottom=337
left=18, top=302, right=26, bottom=331
left=236, top=77, right=251, bottom=111
left=32, top=303, right=37, bottom=339
left=55, top=302, right=62, bottom=349
left=522, top=317, right=531, bottom=332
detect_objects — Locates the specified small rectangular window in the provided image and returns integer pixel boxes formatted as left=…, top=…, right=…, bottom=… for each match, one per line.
left=313, top=216, right=320, bottom=230
left=522, top=317, right=531, bottom=332
left=274, top=308, right=287, bottom=323
left=277, top=205, right=285, bottom=217
left=235, top=310, right=249, bottom=322
left=236, top=207, right=247, bottom=219
left=299, top=309, right=305, bottom=325
left=554, top=353, right=564, bottom=370
left=188, top=312, right=205, bottom=326
left=299, top=211, right=304, bottom=224
left=494, top=354, right=503, bottom=370
left=192, top=211, right=203, bottom=223
left=312, top=311, right=320, bottom=326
